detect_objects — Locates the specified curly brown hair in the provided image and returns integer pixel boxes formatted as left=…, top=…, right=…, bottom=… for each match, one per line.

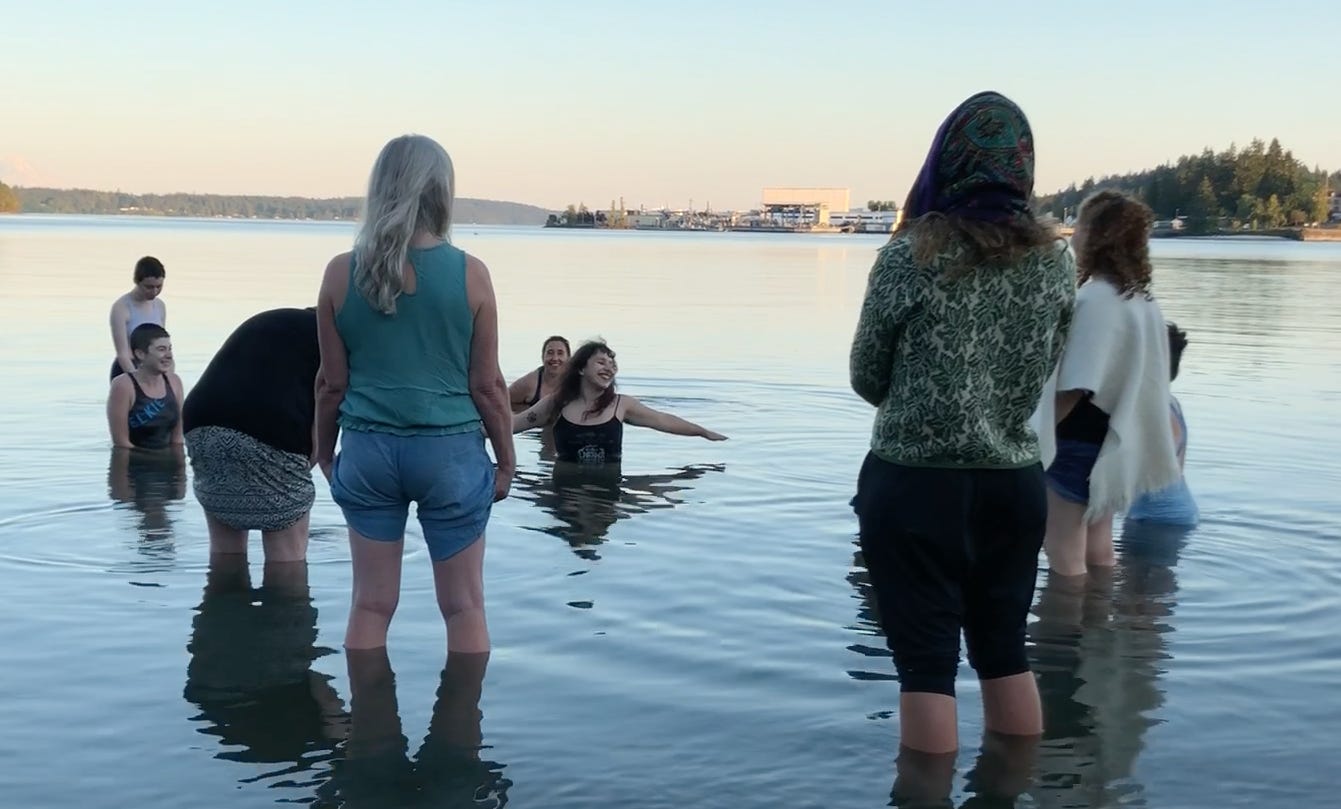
left=898, top=213, right=1064, bottom=278
left=1073, top=189, right=1154, bottom=298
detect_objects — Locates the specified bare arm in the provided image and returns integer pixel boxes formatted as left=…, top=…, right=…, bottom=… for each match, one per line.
left=168, top=373, right=185, bottom=445
left=623, top=395, right=726, bottom=440
left=465, top=255, right=516, bottom=498
left=109, top=299, right=135, bottom=375
left=508, top=372, right=536, bottom=409
left=314, top=254, right=351, bottom=476
left=1054, top=389, right=1085, bottom=424
left=512, top=394, right=558, bottom=433
left=106, top=377, right=134, bottom=448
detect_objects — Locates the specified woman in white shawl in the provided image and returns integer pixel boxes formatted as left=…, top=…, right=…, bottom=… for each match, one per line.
left=1039, top=190, right=1181, bottom=577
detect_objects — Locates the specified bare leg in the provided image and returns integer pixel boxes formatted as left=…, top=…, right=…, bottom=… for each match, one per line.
left=980, top=672, right=1043, bottom=737
left=892, top=745, right=956, bottom=806
left=205, top=512, right=249, bottom=557
left=967, top=730, right=1040, bottom=801
left=1042, top=488, right=1089, bottom=577
left=1085, top=511, right=1116, bottom=568
left=346, top=529, right=404, bottom=650
left=432, top=535, right=490, bottom=653
left=898, top=693, right=959, bottom=754
left=262, top=511, right=311, bottom=564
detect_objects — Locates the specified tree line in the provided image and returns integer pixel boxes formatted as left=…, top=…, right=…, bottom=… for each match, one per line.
left=0, top=181, right=19, bottom=213
left=0, top=185, right=551, bottom=225
left=1035, top=139, right=1337, bottom=234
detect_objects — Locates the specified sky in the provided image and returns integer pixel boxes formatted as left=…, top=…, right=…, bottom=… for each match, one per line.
left=2, top=0, right=1337, bottom=211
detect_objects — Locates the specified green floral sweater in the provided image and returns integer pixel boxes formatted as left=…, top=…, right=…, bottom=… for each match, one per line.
left=849, top=234, right=1075, bottom=469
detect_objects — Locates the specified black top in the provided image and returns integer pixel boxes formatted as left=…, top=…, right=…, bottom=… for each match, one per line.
left=552, top=397, right=624, bottom=464
left=528, top=367, right=544, bottom=406
left=182, top=308, right=320, bottom=456
left=1056, top=394, right=1110, bottom=446
left=127, top=373, right=179, bottom=450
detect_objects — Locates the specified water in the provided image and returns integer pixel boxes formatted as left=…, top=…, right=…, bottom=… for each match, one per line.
left=1, top=215, right=1338, bottom=808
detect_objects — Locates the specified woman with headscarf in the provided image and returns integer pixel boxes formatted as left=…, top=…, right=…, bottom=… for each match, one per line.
left=848, top=91, right=1075, bottom=753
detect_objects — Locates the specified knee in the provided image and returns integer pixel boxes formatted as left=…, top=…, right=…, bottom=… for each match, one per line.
left=438, top=585, right=484, bottom=620
left=965, top=631, right=1029, bottom=681
left=353, top=590, right=400, bottom=620
left=893, top=648, right=960, bottom=697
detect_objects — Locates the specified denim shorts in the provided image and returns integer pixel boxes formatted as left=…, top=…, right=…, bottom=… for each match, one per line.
left=330, top=428, right=495, bottom=561
left=1045, top=439, right=1102, bottom=505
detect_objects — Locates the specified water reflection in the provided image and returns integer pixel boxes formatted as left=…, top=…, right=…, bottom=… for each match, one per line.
left=106, top=446, right=186, bottom=555
left=320, top=648, right=510, bottom=808
left=846, top=543, right=895, bottom=681
left=512, top=461, right=725, bottom=559
left=183, top=557, right=346, bottom=793
left=891, top=733, right=1039, bottom=808
left=1027, top=520, right=1190, bottom=807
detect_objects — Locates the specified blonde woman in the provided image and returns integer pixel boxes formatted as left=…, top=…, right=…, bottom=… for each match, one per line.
left=314, top=134, right=515, bottom=653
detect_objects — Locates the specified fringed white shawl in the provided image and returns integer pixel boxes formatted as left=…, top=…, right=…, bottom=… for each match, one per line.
left=1035, top=279, right=1181, bottom=521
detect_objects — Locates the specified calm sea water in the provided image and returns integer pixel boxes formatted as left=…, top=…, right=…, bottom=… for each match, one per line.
left=0, top=215, right=1338, bottom=808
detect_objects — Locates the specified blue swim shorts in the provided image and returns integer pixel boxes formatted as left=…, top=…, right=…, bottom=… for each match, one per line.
left=331, top=428, right=495, bottom=561
left=1045, top=439, right=1102, bottom=505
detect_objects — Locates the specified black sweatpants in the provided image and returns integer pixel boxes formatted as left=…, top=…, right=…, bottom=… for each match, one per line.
left=853, top=452, right=1047, bottom=697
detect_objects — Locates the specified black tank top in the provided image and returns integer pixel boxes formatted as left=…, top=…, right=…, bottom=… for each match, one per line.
left=1056, top=394, right=1109, bottom=445
left=528, top=367, right=544, bottom=406
left=553, top=397, right=623, bottom=464
left=127, top=373, right=179, bottom=450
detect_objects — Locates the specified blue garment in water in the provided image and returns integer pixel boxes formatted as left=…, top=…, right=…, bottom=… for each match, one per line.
left=1127, top=397, right=1199, bottom=527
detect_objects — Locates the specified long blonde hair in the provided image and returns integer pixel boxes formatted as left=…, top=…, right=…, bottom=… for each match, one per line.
left=353, top=134, right=455, bottom=315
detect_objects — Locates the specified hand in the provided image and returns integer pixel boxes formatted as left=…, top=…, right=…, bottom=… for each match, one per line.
left=314, top=456, right=333, bottom=482
left=493, top=465, right=514, bottom=502
left=701, top=430, right=728, bottom=441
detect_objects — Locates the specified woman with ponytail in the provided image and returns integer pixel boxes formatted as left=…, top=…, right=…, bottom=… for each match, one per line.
left=314, top=134, right=516, bottom=654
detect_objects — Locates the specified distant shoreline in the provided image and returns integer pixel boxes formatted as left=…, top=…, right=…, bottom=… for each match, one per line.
left=6, top=187, right=552, bottom=227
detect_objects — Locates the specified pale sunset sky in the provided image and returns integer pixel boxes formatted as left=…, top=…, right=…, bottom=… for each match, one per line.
left=3, top=0, right=1336, bottom=211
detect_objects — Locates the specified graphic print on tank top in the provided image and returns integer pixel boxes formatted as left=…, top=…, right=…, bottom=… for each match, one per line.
left=553, top=397, right=624, bottom=464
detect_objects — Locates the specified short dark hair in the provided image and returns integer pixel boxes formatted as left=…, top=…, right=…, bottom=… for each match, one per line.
left=130, top=323, right=170, bottom=354
left=1167, top=321, right=1188, bottom=381
left=134, top=256, right=165, bottom=282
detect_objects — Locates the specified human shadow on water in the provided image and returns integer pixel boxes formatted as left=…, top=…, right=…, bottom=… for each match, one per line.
left=510, top=461, right=726, bottom=560
left=182, top=556, right=347, bottom=794
left=1025, top=519, right=1192, bottom=807
left=316, top=648, right=511, bottom=809
left=106, top=446, right=186, bottom=556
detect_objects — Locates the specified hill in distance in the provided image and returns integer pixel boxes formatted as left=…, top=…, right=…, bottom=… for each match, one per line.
left=8, top=185, right=553, bottom=226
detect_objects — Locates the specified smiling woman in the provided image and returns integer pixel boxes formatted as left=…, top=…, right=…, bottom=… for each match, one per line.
left=511, top=339, right=727, bottom=464
left=106, top=323, right=184, bottom=450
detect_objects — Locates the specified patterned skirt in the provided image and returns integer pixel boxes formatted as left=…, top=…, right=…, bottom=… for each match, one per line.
left=185, top=426, right=315, bottom=532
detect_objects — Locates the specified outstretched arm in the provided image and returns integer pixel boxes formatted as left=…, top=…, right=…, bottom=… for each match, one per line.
left=623, top=396, right=726, bottom=440
left=513, top=394, right=557, bottom=434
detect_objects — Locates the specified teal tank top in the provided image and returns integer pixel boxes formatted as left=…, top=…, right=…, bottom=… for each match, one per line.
left=335, top=242, right=481, bottom=436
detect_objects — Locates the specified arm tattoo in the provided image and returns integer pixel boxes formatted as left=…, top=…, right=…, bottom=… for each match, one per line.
left=526, top=411, right=538, bottom=424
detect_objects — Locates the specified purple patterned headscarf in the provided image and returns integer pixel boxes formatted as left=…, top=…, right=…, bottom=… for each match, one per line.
left=902, top=91, right=1035, bottom=224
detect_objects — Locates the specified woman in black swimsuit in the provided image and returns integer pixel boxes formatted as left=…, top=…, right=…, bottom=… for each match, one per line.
left=508, top=335, right=570, bottom=412
left=511, top=340, right=726, bottom=464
